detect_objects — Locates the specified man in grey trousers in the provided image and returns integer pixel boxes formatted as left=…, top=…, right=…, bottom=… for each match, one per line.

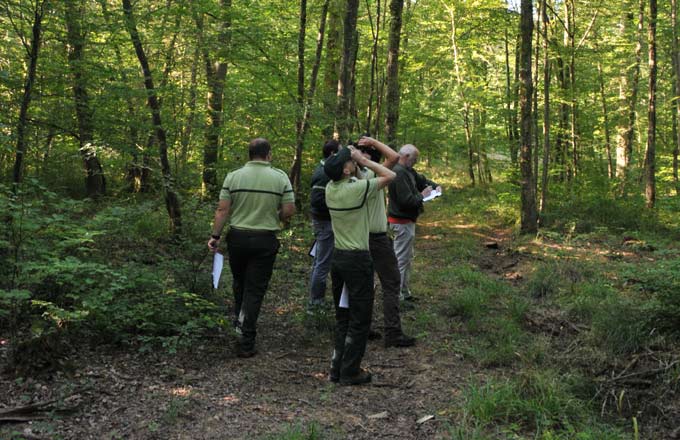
left=386, top=145, right=441, bottom=302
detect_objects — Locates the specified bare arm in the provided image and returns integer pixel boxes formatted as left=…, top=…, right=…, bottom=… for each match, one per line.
left=358, top=136, right=400, bottom=169
left=351, top=147, right=395, bottom=189
left=279, top=202, right=296, bottom=221
left=208, top=199, right=231, bottom=252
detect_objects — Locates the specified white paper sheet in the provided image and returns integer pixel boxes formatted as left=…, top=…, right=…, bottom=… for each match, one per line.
left=339, top=284, right=349, bottom=308
left=212, top=252, right=224, bottom=289
left=423, top=188, right=442, bottom=202
left=309, top=240, right=317, bottom=258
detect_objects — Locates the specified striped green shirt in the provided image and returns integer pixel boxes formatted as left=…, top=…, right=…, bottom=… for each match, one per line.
left=326, top=176, right=379, bottom=250
left=220, top=161, right=295, bottom=231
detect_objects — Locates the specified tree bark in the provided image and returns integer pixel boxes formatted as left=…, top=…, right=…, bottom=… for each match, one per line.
left=539, top=0, right=551, bottom=215
left=365, top=0, right=381, bottom=133
left=64, top=1, right=106, bottom=198
left=504, top=27, right=518, bottom=164
left=519, top=0, right=537, bottom=233
left=200, top=0, right=232, bottom=196
left=644, top=0, right=657, bottom=208
left=672, top=0, right=680, bottom=195
left=12, top=0, right=48, bottom=187
left=443, top=2, right=474, bottom=185
left=384, top=0, right=404, bottom=145
left=616, top=0, right=644, bottom=182
left=122, top=0, right=182, bottom=234
left=336, top=0, right=359, bottom=142
left=596, top=52, right=613, bottom=179
left=290, top=0, right=330, bottom=192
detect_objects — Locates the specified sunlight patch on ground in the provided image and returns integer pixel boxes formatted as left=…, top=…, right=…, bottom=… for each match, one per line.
left=171, top=386, right=193, bottom=397
left=220, top=394, right=241, bottom=405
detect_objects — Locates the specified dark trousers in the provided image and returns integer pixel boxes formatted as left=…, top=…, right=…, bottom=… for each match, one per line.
left=227, top=229, right=279, bottom=350
left=330, top=249, right=374, bottom=378
left=369, top=233, right=403, bottom=339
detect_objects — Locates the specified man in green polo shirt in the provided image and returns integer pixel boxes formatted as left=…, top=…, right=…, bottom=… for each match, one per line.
left=208, top=138, right=295, bottom=358
left=324, top=145, right=395, bottom=385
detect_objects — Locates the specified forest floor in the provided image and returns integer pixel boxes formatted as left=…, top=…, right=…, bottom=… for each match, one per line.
left=2, top=177, right=679, bottom=439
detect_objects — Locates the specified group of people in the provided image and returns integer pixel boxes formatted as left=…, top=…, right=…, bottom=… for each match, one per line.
left=208, top=136, right=440, bottom=385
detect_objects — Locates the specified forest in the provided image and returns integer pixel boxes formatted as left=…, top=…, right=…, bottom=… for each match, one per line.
left=1, top=0, right=680, bottom=438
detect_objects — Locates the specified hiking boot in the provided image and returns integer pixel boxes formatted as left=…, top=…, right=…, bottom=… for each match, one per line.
left=329, top=369, right=340, bottom=383
left=402, top=295, right=419, bottom=302
left=339, top=368, right=372, bottom=386
left=368, top=329, right=382, bottom=340
left=400, top=300, right=415, bottom=311
left=384, top=334, right=416, bottom=348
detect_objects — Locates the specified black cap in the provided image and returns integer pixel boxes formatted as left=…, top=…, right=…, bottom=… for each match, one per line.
left=324, top=148, right=352, bottom=181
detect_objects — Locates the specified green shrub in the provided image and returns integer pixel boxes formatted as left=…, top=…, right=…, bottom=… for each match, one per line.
left=590, top=298, right=653, bottom=354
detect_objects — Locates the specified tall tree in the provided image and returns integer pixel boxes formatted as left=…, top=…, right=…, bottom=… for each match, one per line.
left=336, top=0, right=359, bottom=142
left=672, top=0, right=680, bottom=194
left=384, top=0, right=404, bottom=145
left=519, top=0, right=537, bottom=233
left=122, top=0, right=181, bottom=234
left=199, top=0, right=232, bottom=196
left=616, top=0, right=644, bottom=182
left=64, top=0, right=106, bottom=198
left=644, top=0, right=657, bottom=208
left=11, top=0, right=48, bottom=187
left=290, top=0, right=330, bottom=192
left=539, top=0, right=550, bottom=214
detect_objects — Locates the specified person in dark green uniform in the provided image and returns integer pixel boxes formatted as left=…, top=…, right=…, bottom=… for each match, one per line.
left=208, top=138, right=295, bottom=358
left=324, top=145, right=396, bottom=385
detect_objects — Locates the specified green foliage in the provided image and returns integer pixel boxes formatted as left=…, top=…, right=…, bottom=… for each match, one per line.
left=589, top=297, right=654, bottom=354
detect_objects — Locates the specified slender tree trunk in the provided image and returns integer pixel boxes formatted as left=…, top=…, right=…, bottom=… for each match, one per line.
left=64, top=1, right=106, bottom=198
left=12, top=0, right=47, bottom=187
left=122, top=0, right=181, bottom=234
left=444, top=2, right=474, bottom=185
left=200, top=0, right=232, bottom=196
left=322, top=0, right=342, bottom=138
left=672, top=0, right=680, bottom=194
left=290, top=0, right=329, bottom=192
left=179, top=43, right=201, bottom=177
left=365, top=0, right=381, bottom=133
left=533, top=1, right=541, bottom=192
left=504, top=28, right=517, bottom=164
left=616, top=0, right=644, bottom=182
left=337, top=0, right=359, bottom=142
left=349, top=28, right=360, bottom=134
left=384, top=0, right=404, bottom=145
left=539, top=0, right=551, bottom=215
left=556, top=53, right=569, bottom=181
left=596, top=55, right=614, bottom=179
left=645, top=0, right=657, bottom=208
left=519, top=0, right=537, bottom=233
left=567, top=0, right=578, bottom=177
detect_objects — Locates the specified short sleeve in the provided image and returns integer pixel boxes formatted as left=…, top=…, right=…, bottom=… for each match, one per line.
left=281, top=175, right=295, bottom=204
left=219, top=174, right=231, bottom=200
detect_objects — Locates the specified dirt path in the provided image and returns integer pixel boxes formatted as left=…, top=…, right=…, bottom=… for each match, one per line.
left=2, top=200, right=499, bottom=439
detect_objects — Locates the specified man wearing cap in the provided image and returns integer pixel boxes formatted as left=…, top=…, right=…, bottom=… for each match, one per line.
left=307, top=140, right=340, bottom=311
left=208, top=138, right=295, bottom=358
left=388, top=144, right=442, bottom=303
left=356, top=136, right=416, bottom=348
left=324, top=145, right=396, bottom=385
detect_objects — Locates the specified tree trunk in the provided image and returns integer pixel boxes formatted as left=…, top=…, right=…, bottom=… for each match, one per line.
left=200, top=0, right=232, bottom=196
left=519, top=0, right=537, bottom=233
left=365, top=0, right=381, bottom=133
left=596, top=54, right=614, bottom=179
left=672, top=0, right=680, bottom=195
left=539, top=0, right=551, bottom=215
left=616, top=0, right=644, bottom=182
left=290, top=0, right=329, bottom=192
left=336, top=0, right=359, bottom=142
left=122, top=0, right=182, bottom=234
left=533, top=1, right=541, bottom=192
left=384, top=0, right=404, bottom=145
left=64, top=1, right=106, bottom=198
left=504, top=28, right=518, bottom=164
left=567, top=0, right=578, bottom=177
left=644, top=0, right=657, bottom=208
left=444, top=2, right=474, bottom=185
left=12, top=0, right=47, bottom=187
